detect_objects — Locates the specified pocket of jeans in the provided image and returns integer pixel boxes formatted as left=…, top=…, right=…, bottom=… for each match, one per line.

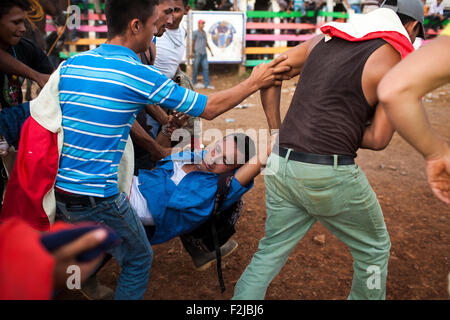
left=302, top=180, right=348, bottom=216
left=56, top=201, right=94, bottom=222
left=112, top=193, right=129, bottom=219
left=265, top=186, right=286, bottom=205
left=264, top=170, right=287, bottom=205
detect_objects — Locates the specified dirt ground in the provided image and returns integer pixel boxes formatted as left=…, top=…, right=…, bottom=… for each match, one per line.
left=56, top=71, right=449, bottom=300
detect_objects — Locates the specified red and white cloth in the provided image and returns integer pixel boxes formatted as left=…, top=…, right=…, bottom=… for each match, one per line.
left=0, top=65, right=134, bottom=231
left=320, top=8, right=415, bottom=58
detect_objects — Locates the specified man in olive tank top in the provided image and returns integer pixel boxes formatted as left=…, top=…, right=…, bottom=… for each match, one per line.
left=233, top=1, right=426, bottom=300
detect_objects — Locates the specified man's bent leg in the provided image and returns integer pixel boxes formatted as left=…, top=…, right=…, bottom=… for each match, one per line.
left=56, top=193, right=153, bottom=300
left=315, top=167, right=390, bottom=300
left=106, top=193, right=153, bottom=300
left=233, top=155, right=316, bottom=299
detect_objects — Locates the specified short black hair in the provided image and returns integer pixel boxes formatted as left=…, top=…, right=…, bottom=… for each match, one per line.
left=397, top=12, right=420, bottom=34
left=0, top=0, right=30, bottom=19
left=225, top=133, right=256, bottom=165
left=397, top=13, right=416, bottom=25
left=105, top=0, right=159, bottom=39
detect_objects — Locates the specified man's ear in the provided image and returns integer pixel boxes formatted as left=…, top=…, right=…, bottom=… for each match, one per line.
left=130, top=18, right=141, bottom=35
left=406, top=21, right=419, bottom=35
left=185, top=5, right=191, bottom=14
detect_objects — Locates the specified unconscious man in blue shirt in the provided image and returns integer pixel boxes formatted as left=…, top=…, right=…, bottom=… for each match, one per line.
left=128, top=131, right=272, bottom=246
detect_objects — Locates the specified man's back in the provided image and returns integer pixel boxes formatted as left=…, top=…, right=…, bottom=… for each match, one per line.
left=279, top=37, right=387, bottom=157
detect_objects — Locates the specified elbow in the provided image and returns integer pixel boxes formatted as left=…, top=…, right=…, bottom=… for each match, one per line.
left=371, top=142, right=389, bottom=151
left=362, top=132, right=394, bottom=151
left=202, top=109, right=216, bottom=121
left=377, top=77, right=408, bottom=111
left=200, top=102, right=217, bottom=121
left=362, top=141, right=388, bottom=151
left=377, top=80, right=395, bottom=109
left=369, top=135, right=393, bottom=151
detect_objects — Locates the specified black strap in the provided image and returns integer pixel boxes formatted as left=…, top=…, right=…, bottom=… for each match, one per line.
left=212, top=171, right=234, bottom=293
left=274, top=145, right=355, bottom=166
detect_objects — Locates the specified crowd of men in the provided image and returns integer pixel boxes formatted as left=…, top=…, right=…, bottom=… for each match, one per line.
left=0, top=0, right=449, bottom=300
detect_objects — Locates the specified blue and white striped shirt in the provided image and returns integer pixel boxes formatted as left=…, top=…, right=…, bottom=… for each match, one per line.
left=55, top=44, right=207, bottom=197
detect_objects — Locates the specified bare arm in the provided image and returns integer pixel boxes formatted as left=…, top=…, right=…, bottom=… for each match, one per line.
left=200, top=55, right=292, bottom=120
left=359, top=43, right=402, bottom=150
left=0, top=49, right=50, bottom=88
left=360, top=104, right=394, bottom=150
left=378, top=36, right=450, bottom=206
left=234, top=141, right=272, bottom=187
left=130, top=120, right=171, bottom=162
left=145, top=105, right=169, bottom=125
left=265, top=35, right=324, bottom=80
left=378, top=36, right=450, bottom=160
left=258, top=35, right=324, bottom=131
left=234, top=86, right=284, bottom=186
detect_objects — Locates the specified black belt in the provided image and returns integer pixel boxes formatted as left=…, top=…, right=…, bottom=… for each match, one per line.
left=55, top=189, right=117, bottom=208
left=274, top=145, right=355, bottom=166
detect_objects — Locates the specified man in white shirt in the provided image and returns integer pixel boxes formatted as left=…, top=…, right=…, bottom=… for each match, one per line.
left=154, top=0, right=189, bottom=79
left=154, top=0, right=199, bottom=153
left=426, top=0, right=446, bottom=32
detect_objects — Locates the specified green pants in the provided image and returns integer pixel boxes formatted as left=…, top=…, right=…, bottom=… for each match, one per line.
left=233, top=153, right=391, bottom=300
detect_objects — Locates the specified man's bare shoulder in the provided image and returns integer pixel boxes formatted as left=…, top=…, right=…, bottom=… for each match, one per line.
left=306, top=34, right=326, bottom=55
left=365, top=42, right=402, bottom=80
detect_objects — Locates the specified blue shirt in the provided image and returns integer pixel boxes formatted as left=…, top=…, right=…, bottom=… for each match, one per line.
left=137, top=151, right=254, bottom=244
left=56, top=44, right=207, bottom=197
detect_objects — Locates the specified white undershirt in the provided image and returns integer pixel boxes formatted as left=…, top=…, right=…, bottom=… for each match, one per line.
left=154, top=27, right=187, bottom=79
left=170, top=160, right=189, bottom=186
left=129, top=176, right=154, bottom=226
left=129, top=160, right=189, bottom=226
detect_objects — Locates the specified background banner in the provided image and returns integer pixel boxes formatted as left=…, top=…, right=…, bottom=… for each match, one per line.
left=189, top=11, right=246, bottom=63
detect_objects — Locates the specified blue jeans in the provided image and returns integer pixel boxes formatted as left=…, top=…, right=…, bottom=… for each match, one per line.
left=192, top=53, right=210, bottom=87
left=56, top=192, right=153, bottom=300
left=351, top=4, right=362, bottom=13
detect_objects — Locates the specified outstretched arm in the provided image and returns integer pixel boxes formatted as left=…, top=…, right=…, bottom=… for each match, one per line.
left=234, top=90, right=285, bottom=186
left=0, top=49, right=50, bottom=88
left=200, top=54, right=292, bottom=120
left=234, top=36, right=326, bottom=186
left=378, top=36, right=450, bottom=206
left=258, top=35, right=324, bottom=134
left=130, top=120, right=172, bottom=162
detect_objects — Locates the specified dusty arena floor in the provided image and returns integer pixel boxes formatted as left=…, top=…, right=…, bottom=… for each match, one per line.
left=56, top=72, right=450, bottom=300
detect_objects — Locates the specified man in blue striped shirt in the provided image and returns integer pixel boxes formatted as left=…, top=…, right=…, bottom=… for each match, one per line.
left=54, top=0, right=290, bottom=300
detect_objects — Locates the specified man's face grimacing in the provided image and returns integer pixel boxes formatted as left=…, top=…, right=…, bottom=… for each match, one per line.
left=0, top=6, right=27, bottom=50
left=155, top=0, right=174, bottom=37
left=200, top=137, right=243, bottom=175
left=167, top=0, right=188, bottom=30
